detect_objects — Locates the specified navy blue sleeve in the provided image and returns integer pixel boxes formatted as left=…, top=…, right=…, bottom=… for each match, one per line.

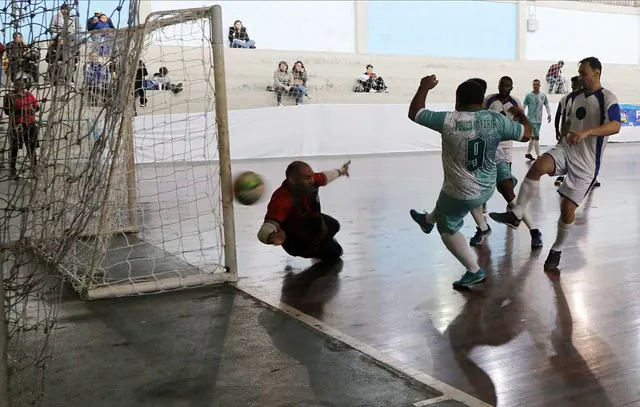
left=608, top=104, right=621, bottom=122
left=554, top=102, right=562, bottom=132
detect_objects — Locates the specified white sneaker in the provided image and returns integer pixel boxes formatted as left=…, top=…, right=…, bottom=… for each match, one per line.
left=278, top=103, right=283, bottom=107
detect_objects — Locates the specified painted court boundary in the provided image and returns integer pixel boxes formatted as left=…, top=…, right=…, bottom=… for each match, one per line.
left=237, top=284, right=492, bottom=407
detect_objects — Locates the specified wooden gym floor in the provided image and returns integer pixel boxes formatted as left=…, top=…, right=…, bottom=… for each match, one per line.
left=229, top=143, right=640, bottom=407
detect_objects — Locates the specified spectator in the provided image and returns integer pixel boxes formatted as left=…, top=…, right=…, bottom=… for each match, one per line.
left=93, top=14, right=115, bottom=30
left=87, top=11, right=116, bottom=56
left=145, top=67, right=184, bottom=94
left=45, top=35, right=79, bottom=85
left=87, top=11, right=102, bottom=31
left=5, top=32, right=40, bottom=86
left=2, top=78, right=40, bottom=179
left=83, top=52, right=110, bottom=105
left=49, top=3, right=79, bottom=39
left=88, top=12, right=115, bottom=31
left=228, top=20, right=256, bottom=49
left=356, top=64, right=387, bottom=93
left=546, top=60, right=566, bottom=94
left=291, top=60, right=309, bottom=105
left=134, top=60, right=148, bottom=107
left=273, top=61, right=292, bottom=107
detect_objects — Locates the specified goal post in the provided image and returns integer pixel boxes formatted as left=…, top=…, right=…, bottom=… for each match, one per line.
left=210, top=5, right=238, bottom=281
left=2, top=4, right=240, bottom=299
left=79, top=4, right=239, bottom=298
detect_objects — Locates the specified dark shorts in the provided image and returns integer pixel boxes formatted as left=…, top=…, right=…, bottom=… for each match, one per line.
left=283, top=214, right=343, bottom=261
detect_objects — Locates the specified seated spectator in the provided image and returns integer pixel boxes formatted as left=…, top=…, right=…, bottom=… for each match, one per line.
left=45, top=35, right=79, bottom=85
left=228, top=20, right=256, bottom=49
left=546, top=60, right=566, bottom=94
left=83, top=52, right=110, bottom=105
left=2, top=78, right=40, bottom=179
left=273, top=61, right=292, bottom=107
left=291, top=60, right=309, bottom=105
left=355, top=64, right=387, bottom=93
left=144, top=67, right=183, bottom=94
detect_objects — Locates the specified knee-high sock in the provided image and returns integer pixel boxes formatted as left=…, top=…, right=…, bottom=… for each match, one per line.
left=534, top=140, right=541, bottom=157
left=551, top=219, right=573, bottom=252
left=508, top=199, right=535, bottom=230
left=527, top=140, right=534, bottom=154
left=441, top=231, right=481, bottom=273
left=511, top=178, right=538, bottom=219
left=470, top=206, right=489, bottom=231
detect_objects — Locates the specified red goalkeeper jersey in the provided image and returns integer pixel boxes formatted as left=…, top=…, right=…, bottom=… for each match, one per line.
left=264, top=173, right=328, bottom=242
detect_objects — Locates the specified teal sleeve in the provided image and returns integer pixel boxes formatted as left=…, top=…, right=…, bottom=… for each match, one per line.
left=496, top=114, right=525, bottom=141
left=414, top=109, right=447, bottom=132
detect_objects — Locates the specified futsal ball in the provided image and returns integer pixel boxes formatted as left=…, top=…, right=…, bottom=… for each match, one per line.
left=233, top=171, right=265, bottom=205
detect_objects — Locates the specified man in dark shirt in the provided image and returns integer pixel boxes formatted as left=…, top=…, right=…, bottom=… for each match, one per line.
left=257, top=160, right=350, bottom=262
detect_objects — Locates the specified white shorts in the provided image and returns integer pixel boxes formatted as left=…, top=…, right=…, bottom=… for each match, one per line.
left=545, top=143, right=598, bottom=205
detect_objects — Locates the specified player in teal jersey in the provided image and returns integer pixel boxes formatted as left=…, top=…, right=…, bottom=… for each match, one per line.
left=407, top=75, right=532, bottom=288
left=523, top=79, right=552, bottom=160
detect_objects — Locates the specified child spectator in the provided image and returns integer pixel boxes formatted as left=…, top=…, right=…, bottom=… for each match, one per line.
left=94, top=14, right=114, bottom=30
left=356, top=64, right=387, bottom=93
left=2, top=78, right=40, bottom=179
left=145, top=67, right=183, bottom=94
left=83, top=52, right=110, bottom=105
left=228, top=20, right=256, bottom=48
left=291, top=60, right=309, bottom=105
left=273, top=61, right=292, bottom=107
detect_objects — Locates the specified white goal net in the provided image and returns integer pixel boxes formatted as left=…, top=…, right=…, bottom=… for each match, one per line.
left=0, top=2, right=237, bottom=405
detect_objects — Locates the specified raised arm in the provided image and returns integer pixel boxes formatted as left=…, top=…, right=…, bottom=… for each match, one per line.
left=320, top=160, right=351, bottom=184
left=408, top=75, right=438, bottom=120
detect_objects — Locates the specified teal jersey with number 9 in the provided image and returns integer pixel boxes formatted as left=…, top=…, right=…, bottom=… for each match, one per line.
left=413, top=108, right=525, bottom=200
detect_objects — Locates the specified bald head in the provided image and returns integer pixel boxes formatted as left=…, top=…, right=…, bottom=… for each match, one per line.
left=286, top=161, right=315, bottom=193
left=286, top=161, right=311, bottom=178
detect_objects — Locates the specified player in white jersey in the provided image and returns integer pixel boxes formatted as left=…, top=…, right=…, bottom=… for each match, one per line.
left=553, top=76, right=602, bottom=189
left=490, top=57, right=621, bottom=271
left=407, top=75, right=532, bottom=288
left=523, top=79, right=552, bottom=160
left=469, top=76, right=543, bottom=248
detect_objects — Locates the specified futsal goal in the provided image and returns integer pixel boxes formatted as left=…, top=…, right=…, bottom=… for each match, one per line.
left=0, top=3, right=237, bottom=405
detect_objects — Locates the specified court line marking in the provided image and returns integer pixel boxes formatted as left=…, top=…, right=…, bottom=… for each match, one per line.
left=414, top=396, right=449, bottom=406
left=237, top=284, right=492, bottom=407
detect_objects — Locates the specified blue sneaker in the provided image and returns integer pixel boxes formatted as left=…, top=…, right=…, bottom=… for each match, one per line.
left=409, top=209, right=434, bottom=234
left=530, top=229, right=543, bottom=248
left=453, top=269, right=486, bottom=289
